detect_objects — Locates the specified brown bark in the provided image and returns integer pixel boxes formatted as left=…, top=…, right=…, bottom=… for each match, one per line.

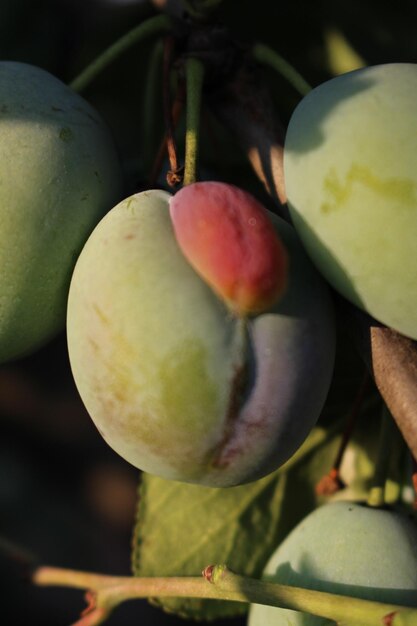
left=348, top=307, right=417, bottom=455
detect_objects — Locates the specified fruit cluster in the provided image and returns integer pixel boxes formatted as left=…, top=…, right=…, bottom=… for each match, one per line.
left=2, top=61, right=417, bottom=487
left=1, top=55, right=417, bottom=623
left=0, top=62, right=339, bottom=489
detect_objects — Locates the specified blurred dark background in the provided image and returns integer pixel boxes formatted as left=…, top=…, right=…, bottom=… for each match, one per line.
left=1, top=1, right=417, bottom=624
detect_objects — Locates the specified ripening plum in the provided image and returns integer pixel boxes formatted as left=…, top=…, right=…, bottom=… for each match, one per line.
left=0, top=61, right=122, bottom=363
left=284, top=63, right=417, bottom=340
left=170, top=183, right=288, bottom=315
left=67, top=184, right=335, bottom=487
left=248, top=501, right=417, bottom=626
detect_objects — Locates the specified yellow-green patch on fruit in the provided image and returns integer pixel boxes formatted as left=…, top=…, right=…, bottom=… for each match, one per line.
left=285, top=63, right=417, bottom=339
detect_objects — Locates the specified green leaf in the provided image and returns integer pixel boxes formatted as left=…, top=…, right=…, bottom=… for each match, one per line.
left=131, top=340, right=394, bottom=621
left=132, top=424, right=344, bottom=620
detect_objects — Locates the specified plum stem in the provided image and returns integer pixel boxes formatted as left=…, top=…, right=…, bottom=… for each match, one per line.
left=316, top=370, right=369, bottom=496
left=183, top=57, right=205, bottom=185
left=32, top=563, right=416, bottom=626
left=252, top=43, right=312, bottom=97
left=69, top=15, right=172, bottom=93
left=163, top=36, right=184, bottom=187
left=149, top=80, right=185, bottom=186
left=367, top=404, right=396, bottom=507
left=163, top=35, right=183, bottom=187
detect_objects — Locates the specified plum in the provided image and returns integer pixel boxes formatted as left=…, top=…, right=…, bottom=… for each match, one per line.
left=0, top=61, right=122, bottom=362
left=284, top=63, right=417, bottom=340
left=67, top=186, right=335, bottom=487
left=248, top=501, right=417, bottom=626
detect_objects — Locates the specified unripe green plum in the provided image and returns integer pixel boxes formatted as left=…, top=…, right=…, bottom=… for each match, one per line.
left=0, top=61, right=122, bottom=362
left=249, top=501, right=417, bottom=626
left=67, top=187, right=335, bottom=487
left=284, top=63, right=417, bottom=340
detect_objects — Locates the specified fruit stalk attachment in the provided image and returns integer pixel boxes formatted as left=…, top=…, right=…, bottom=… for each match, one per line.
left=183, top=57, right=205, bottom=185
left=163, top=36, right=184, bottom=186
left=149, top=80, right=185, bottom=186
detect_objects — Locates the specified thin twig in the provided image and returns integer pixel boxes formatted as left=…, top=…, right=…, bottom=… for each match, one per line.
left=163, top=36, right=184, bottom=187
left=32, top=563, right=417, bottom=626
left=70, top=15, right=172, bottom=92
left=316, top=370, right=369, bottom=495
left=252, top=43, right=312, bottom=97
left=148, top=79, right=185, bottom=187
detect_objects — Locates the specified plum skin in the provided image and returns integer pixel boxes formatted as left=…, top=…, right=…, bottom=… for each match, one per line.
left=0, top=61, right=122, bottom=363
left=169, top=182, right=288, bottom=315
left=249, top=501, right=417, bottom=626
left=284, top=63, right=417, bottom=340
left=67, top=188, right=335, bottom=488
